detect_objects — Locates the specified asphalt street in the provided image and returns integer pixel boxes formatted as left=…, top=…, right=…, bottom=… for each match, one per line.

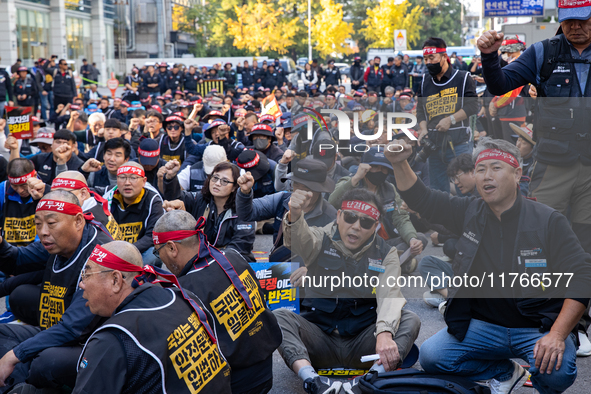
left=250, top=234, right=591, bottom=394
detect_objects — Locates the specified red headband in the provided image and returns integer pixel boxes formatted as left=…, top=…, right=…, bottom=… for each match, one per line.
left=51, top=178, right=90, bottom=192
left=475, top=149, right=519, bottom=168
left=341, top=200, right=380, bottom=221
left=8, top=170, right=37, bottom=185
left=117, top=166, right=145, bottom=177
left=501, top=39, right=524, bottom=46
left=252, top=124, right=273, bottom=133
left=153, top=229, right=200, bottom=245
left=423, top=47, right=447, bottom=56
left=36, top=199, right=83, bottom=216
left=237, top=153, right=260, bottom=169
left=138, top=148, right=160, bottom=157
left=88, top=244, right=143, bottom=272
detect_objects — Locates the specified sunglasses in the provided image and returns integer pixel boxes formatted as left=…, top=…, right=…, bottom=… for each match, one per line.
left=342, top=211, right=377, bottom=230
left=166, top=124, right=181, bottom=131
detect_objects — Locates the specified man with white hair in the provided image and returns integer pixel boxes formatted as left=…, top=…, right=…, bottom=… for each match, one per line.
left=385, top=137, right=591, bottom=394
left=74, top=241, right=232, bottom=393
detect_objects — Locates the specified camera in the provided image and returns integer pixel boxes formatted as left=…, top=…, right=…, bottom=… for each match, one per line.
left=416, top=138, right=438, bottom=163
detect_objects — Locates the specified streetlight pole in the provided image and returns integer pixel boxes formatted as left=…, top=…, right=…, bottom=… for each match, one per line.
left=308, top=0, right=312, bottom=61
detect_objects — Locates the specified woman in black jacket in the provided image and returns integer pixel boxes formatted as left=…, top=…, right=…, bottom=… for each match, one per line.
left=162, top=161, right=256, bottom=261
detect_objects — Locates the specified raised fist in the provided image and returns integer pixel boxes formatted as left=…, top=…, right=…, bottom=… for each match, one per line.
left=236, top=171, right=255, bottom=194
left=27, top=178, right=46, bottom=200
left=164, top=159, right=181, bottom=179
left=163, top=199, right=186, bottom=212
left=477, top=30, right=505, bottom=55
left=279, top=149, right=295, bottom=165
left=4, top=135, right=18, bottom=151
left=53, top=144, right=72, bottom=165
left=288, top=189, right=313, bottom=222
left=384, top=140, right=413, bottom=165
left=81, top=158, right=102, bottom=173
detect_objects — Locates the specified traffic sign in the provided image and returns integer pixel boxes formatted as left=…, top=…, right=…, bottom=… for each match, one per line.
left=395, top=29, right=407, bottom=52
left=107, top=72, right=119, bottom=97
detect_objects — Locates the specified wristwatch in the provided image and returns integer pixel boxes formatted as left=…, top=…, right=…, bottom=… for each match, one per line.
left=450, top=115, right=457, bottom=125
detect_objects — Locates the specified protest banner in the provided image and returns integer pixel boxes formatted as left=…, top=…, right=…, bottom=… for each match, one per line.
left=5, top=106, right=34, bottom=139
left=249, top=262, right=299, bottom=314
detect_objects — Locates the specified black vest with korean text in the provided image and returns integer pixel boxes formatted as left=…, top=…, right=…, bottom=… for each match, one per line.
left=78, top=284, right=232, bottom=394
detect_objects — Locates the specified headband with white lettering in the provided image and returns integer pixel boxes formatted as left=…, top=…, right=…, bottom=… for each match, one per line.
left=36, top=199, right=94, bottom=222
left=138, top=147, right=160, bottom=158
left=475, top=149, right=519, bottom=168
left=51, top=178, right=90, bottom=192
left=117, top=166, right=145, bottom=178
left=8, top=169, right=37, bottom=185
left=422, top=47, right=447, bottom=56
left=341, top=200, right=380, bottom=221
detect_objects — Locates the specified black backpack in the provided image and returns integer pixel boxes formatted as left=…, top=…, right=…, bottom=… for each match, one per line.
left=357, top=369, right=490, bottom=394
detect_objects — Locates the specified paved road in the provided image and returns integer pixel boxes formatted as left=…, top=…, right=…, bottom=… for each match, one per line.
left=251, top=234, right=591, bottom=394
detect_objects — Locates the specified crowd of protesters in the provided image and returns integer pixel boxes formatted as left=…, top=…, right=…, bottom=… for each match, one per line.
left=0, top=7, right=590, bottom=392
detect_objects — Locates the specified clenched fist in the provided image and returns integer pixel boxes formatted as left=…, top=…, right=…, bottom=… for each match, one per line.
left=53, top=144, right=72, bottom=165
left=237, top=171, right=255, bottom=194
left=164, top=159, right=181, bottom=180
left=81, top=158, right=102, bottom=173
left=4, top=136, right=18, bottom=151
left=163, top=200, right=186, bottom=212
left=351, top=163, right=371, bottom=187
left=279, top=149, right=295, bottom=165
left=477, top=30, right=505, bottom=55
left=288, top=189, right=313, bottom=222
left=27, top=178, right=46, bottom=200
left=384, top=140, right=413, bottom=165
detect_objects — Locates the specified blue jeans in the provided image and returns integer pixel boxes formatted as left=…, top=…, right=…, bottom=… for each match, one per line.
left=428, top=141, right=472, bottom=193
left=39, top=93, right=49, bottom=121
left=419, top=319, right=578, bottom=394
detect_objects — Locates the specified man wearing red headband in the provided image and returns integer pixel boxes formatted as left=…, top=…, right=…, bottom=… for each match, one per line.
left=386, top=137, right=591, bottom=394
left=417, top=37, right=478, bottom=194
left=75, top=241, right=232, bottom=393
left=0, top=191, right=112, bottom=391
left=279, top=188, right=420, bottom=394
left=104, top=162, right=163, bottom=264
left=0, top=159, right=46, bottom=246
left=153, top=211, right=281, bottom=394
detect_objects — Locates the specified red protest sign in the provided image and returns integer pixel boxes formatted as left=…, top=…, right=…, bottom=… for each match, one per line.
left=5, top=106, right=34, bottom=139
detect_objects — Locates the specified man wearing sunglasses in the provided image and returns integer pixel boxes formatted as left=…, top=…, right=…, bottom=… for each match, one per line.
left=277, top=188, right=421, bottom=394
left=102, top=162, right=163, bottom=265
left=329, top=147, right=428, bottom=274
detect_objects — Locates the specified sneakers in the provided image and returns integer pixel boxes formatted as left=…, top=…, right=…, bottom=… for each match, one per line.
left=303, top=376, right=342, bottom=394
left=438, top=301, right=447, bottom=316
left=577, top=331, right=591, bottom=357
left=423, top=290, right=446, bottom=308
left=0, top=311, right=15, bottom=324
left=400, top=258, right=418, bottom=274
left=489, top=361, right=528, bottom=394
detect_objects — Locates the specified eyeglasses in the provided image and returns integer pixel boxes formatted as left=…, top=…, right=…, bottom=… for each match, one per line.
left=117, top=175, right=143, bottom=183
left=166, top=124, right=181, bottom=131
left=80, top=268, right=114, bottom=282
left=153, top=240, right=181, bottom=258
left=450, top=172, right=465, bottom=184
left=211, top=175, right=235, bottom=187
left=342, top=211, right=377, bottom=230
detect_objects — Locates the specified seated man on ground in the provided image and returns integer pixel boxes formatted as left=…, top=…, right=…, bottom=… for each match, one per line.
left=328, top=147, right=427, bottom=274
left=386, top=137, right=591, bottom=394
left=277, top=188, right=421, bottom=394
left=0, top=191, right=112, bottom=391
left=153, top=211, right=281, bottom=394
left=74, top=241, right=232, bottom=394
left=80, top=138, right=132, bottom=189
left=103, top=162, right=163, bottom=264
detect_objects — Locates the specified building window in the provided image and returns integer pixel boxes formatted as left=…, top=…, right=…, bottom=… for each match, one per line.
left=16, top=9, right=50, bottom=67
left=66, top=17, right=92, bottom=62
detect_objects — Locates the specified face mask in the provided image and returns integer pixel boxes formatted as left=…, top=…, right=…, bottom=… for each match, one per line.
left=254, top=139, right=269, bottom=150
left=426, top=62, right=443, bottom=77
left=366, top=171, right=388, bottom=185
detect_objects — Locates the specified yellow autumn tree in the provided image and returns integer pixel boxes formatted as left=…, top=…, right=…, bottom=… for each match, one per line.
left=309, top=0, right=354, bottom=57
left=361, top=0, right=423, bottom=48
left=225, top=1, right=299, bottom=55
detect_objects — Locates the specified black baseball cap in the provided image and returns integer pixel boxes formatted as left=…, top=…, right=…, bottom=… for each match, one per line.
left=283, top=157, right=335, bottom=193
left=138, top=138, right=161, bottom=166
left=236, top=150, right=270, bottom=181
